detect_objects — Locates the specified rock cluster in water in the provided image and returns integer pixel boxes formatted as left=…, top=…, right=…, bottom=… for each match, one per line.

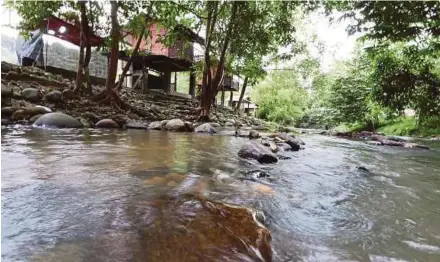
left=238, top=132, right=304, bottom=163
left=329, top=130, right=430, bottom=150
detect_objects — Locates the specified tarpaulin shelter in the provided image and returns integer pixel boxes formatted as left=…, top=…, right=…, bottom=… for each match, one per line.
left=17, top=15, right=105, bottom=67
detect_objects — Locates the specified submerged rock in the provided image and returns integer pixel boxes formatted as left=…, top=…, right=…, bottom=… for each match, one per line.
left=195, top=123, right=217, bottom=133
left=95, top=119, right=119, bottom=128
left=238, top=142, right=278, bottom=164
left=33, top=112, right=82, bottom=128
left=141, top=195, right=272, bottom=262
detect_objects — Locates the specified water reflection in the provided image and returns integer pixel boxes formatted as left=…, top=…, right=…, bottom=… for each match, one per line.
left=2, top=127, right=440, bottom=261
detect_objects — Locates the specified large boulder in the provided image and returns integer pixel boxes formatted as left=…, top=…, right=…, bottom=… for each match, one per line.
left=165, top=119, right=187, bottom=132
left=95, top=119, right=119, bottom=128
left=238, top=142, right=278, bottom=164
left=45, top=90, right=62, bottom=102
left=125, top=119, right=148, bottom=129
left=195, top=123, right=217, bottom=133
left=21, top=88, right=41, bottom=102
left=276, top=133, right=301, bottom=151
left=33, top=112, right=83, bottom=128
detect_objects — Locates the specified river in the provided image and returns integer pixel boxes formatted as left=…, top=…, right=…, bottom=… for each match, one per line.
left=2, top=126, right=440, bottom=262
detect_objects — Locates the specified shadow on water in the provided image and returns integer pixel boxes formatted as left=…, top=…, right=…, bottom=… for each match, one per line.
left=2, top=127, right=440, bottom=261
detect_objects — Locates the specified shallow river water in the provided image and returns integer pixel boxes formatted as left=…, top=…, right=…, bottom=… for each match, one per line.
left=2, top=126, right=440, bottom=262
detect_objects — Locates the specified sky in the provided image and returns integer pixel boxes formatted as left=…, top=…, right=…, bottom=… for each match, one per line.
left=1, top=5, right=358, bottom=72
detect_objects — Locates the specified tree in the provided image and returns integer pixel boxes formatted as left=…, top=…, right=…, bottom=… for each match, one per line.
left=321, top=1, right=440, bottom=125
left=183, top=1, right=299, bottom=120
left=254, top=71, right=308, bottom=125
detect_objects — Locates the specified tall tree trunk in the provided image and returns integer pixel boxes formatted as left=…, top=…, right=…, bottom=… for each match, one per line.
left=82, top=1, right=92, bottom=95
left=198, top=2, right=217, bottom=121
left=235, top=76, right=248, bottom=112
left=75, top=2, right=86, bottom=90
left=93, top=0, right=121, bottom=107
left=106, top=1, right=119, bottom=90
left=116, top=27, right=146, bottom=90
left=199, top=2, right=238, bottom=120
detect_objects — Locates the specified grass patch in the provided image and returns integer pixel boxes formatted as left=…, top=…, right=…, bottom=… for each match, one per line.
left=334, top=117, right=440, bottom=137
left=377, top=117, right=417, bottom=136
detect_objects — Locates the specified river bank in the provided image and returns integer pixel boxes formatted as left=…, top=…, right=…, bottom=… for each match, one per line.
left=332, top=117, right=440, bottom=139
left=1, top=62, right=267, bottom=131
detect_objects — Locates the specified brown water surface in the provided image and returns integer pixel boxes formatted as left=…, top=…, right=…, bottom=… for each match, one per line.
left=2, top=127, right=440, bottom=261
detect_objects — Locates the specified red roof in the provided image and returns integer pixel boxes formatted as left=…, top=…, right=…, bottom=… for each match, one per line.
left=41, top=16, right=104, bottom=47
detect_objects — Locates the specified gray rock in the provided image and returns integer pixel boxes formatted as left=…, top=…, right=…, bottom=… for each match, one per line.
left=238, top=142, right=278, bottom=164
left=210, top=122, right=221, bottom=127
left=46, top=90, right=62, bottom=102
left=1, top=107, right=16, bottom=118
left=125, top=120, right=148, bottom=129
left=24, top=106, right=50, bottom=117
left=1, top=84, right=13, bottom=97
left=148, top=121, right=164, bottom=130
left=78, top=117, right=94, bottom=128
left=29, top=114, right=42, bottom=123
left=95, top=119, right=119, bottom=128
left=165, top=119, right=187, bottom=132
left=225, top=121, right=234, bottom=126
left=276, top=133, right=301, bottom=151
left=195, top=123, right=217, bottom=133
left=21, top=88, right=41, bottom=102
left=33, top=112, right=83, bottom=128
left=249, top=130, right=260, bottom=139
left=160, top=119, right=170, bottom=126
left=277, top=143, right=293, bottom=151
left=35, top=105, right=52, bottom=113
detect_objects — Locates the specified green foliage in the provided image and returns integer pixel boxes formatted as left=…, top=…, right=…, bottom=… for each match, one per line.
left=368, top=44, right=440, bottom=120
left=254, top=71, right=308, bottom=125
